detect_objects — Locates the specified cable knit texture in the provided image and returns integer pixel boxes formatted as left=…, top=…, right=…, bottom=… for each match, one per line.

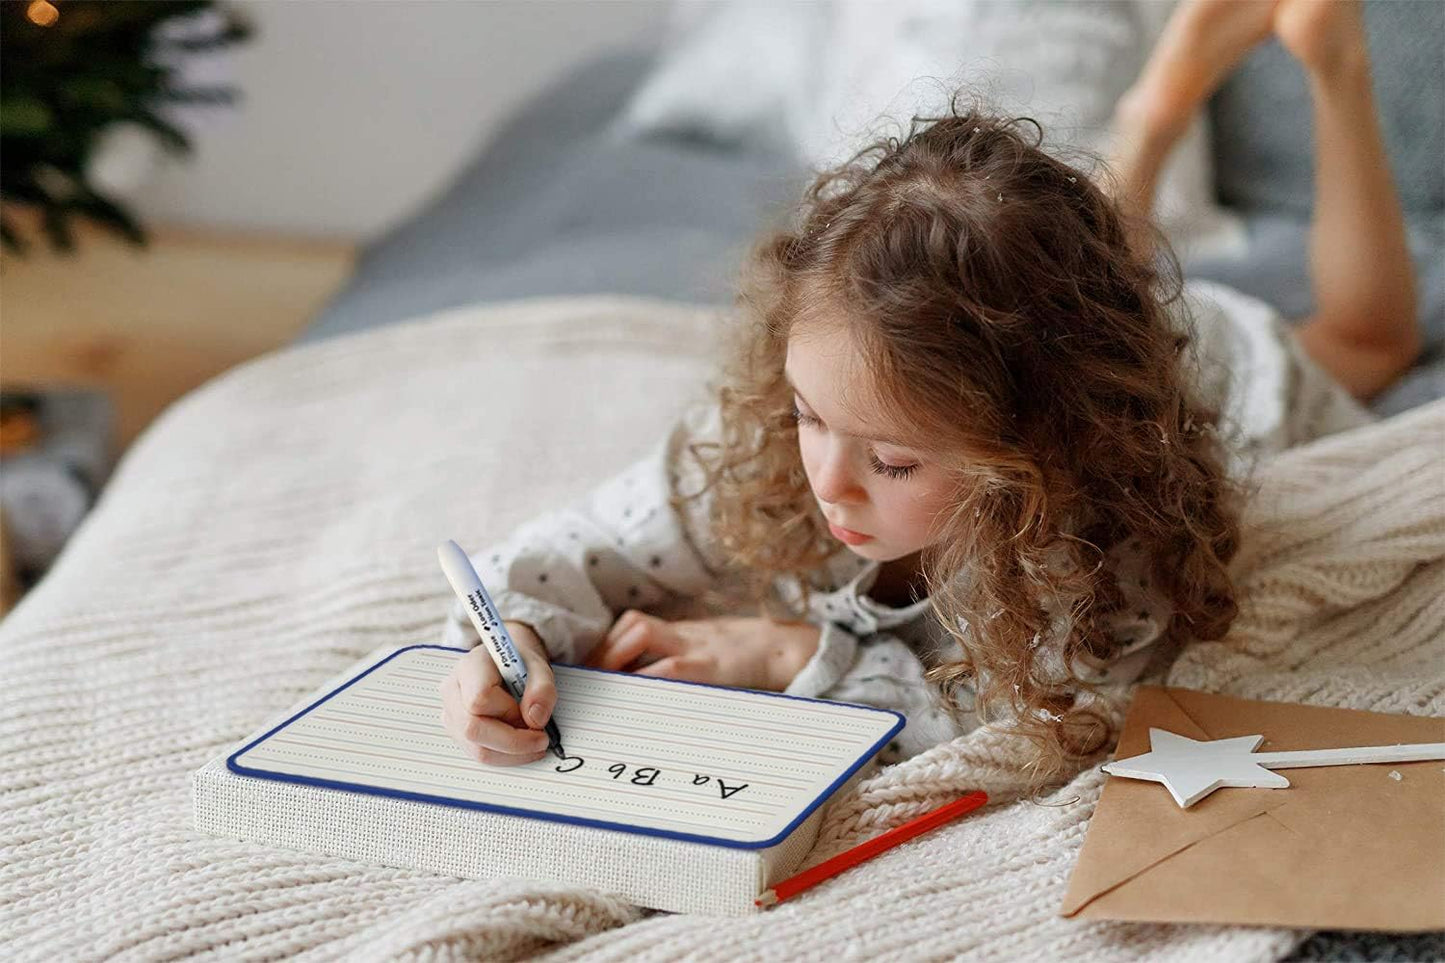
left=2, top=297, right=1441, bottom=962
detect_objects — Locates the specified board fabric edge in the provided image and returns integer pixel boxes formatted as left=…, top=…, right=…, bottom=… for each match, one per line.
left=193, top=753, right=807, bottom=916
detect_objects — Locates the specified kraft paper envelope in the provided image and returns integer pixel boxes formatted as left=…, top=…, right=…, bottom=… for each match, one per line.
left=1062, top=686, right=1445, bottom=931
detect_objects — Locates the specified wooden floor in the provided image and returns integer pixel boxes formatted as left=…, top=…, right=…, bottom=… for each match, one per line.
left=0, top=216, right=357, bottom=615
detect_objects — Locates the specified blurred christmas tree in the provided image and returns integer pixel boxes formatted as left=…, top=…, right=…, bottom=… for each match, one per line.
left=0, top=0, right=251, bottom=255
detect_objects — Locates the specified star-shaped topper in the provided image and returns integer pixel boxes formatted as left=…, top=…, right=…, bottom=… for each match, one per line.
left=1101, top=728, right=1445, bottom=808
left=1102, top=729, right=1288, bottom=808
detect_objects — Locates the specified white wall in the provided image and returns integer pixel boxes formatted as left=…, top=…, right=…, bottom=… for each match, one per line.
left=130, top=0, right=670, bottom=242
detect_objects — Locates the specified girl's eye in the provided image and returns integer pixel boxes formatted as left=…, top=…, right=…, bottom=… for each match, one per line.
left=869, top=455, right=918, bottom=480
left=793, top=403, right=918, bottom=479
left=790, top=403, right=821, bottom=428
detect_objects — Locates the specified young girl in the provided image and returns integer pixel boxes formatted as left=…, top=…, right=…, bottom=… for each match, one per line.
left=438, top=0, right=1420, bottom=773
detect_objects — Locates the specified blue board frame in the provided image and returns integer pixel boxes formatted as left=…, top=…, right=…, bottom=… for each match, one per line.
left=226, top=644, right=905, bottom=850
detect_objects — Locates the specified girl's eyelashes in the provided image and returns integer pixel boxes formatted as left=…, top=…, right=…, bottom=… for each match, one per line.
left=869, top=454, right=918, bottom=480
left=791, top=403, right=919, bottom=480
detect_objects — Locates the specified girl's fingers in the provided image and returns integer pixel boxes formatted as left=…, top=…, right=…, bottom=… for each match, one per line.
left=634, top=656, right=708, bottom=683
left=455, top=644, right=497, bottom=691
left=460, top=713, right=551, bottom=756
left=441, top=675, right=548, bottom=762
left=592, top=616, right=681, bottom=671
left=462, top=744, right=550, bottom=767
left=454, top=646, right=512, bottom=714
left=602, top=608, right=646, bottom=645
left=592, top=624, right=652, bottom=670
left=585, top=611, right=641, bottom=666
left=632, top=656, right=681, bottom=678
left=516, top=647, right=556, bottom=729
left=446, top=649, right=525, bottom=729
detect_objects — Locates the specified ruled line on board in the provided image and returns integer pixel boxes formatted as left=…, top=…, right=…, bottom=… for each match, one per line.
left=252, top=737, right=778, bottom=819
left=260, top=732, right=782, bottom=814
left=305, top=711, right=813, bottom=790
left=355, top=682, right=882, bottom=745
left=276, top=721, right=807, bottom=795
left=347, top=688, right=857, bottom=766
left=249, top=757, right=770, bottom=835
left=323, top=696, right=848, bottom=776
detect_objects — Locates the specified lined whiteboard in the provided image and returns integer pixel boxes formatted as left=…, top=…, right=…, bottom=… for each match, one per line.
left=229, top=645, right=903, bottom=847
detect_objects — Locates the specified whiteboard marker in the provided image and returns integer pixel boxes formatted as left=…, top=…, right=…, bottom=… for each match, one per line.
left=437, top=539, right=565, bottom=759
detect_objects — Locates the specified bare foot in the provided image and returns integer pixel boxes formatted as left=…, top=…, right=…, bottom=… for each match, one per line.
left=1273, top=0, right=1370, bottom=77
left=1121, top=0, right=1282, bottom=141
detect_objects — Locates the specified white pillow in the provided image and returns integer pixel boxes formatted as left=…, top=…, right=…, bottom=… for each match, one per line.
left=799, top=0, right=1245, bottom=258
left=615, top=0, right=825, bottom=150
left=794, top=0, right=1137, bottom=169
left=620, top=0, right=1246, bottom=258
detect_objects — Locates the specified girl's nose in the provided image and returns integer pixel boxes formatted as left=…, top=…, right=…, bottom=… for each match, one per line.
left=812, top=440, right=865, bottom=505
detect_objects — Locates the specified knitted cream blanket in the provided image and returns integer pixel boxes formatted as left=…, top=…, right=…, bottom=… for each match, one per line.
left=2, top=297, right=1441, bottom=962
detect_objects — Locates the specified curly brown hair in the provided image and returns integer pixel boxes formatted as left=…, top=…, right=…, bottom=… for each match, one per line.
left=676, top=96, right=1242, bottom=770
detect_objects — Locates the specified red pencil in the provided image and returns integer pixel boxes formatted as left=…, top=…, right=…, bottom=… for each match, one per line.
left=755, top=790, right=989, bottom=908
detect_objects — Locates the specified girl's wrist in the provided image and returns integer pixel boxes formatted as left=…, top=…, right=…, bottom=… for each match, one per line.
left=765, top=619, right=821, bottom=692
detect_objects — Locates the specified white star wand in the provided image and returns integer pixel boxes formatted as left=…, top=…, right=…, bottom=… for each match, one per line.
left=1102, top=729, right=1445, bottom=808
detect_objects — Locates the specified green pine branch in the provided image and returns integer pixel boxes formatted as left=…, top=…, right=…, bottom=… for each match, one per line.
left=0, top=0, right=252, bottom=256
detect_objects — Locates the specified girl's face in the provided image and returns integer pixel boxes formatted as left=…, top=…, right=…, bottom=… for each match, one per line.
left=785, top=328, right=956, bottom=563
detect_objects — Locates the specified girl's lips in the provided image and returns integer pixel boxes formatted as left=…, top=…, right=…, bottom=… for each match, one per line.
left=828, top=521, right=873, bottom=545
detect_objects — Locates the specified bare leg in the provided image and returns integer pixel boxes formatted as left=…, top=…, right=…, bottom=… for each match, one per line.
left=1108, top=0, right=1421, bottom=400
left=1275, top=0, right=1421, bottom=400
left=1105, top=0, right=1280, bottom=258
left=1104, top=97, right=1176, bottom=262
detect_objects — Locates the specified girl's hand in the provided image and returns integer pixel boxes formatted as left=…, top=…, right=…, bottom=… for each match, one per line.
left=439, top=620, right=556, bottom=766
left=585, top=610, right=821, bottom=692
